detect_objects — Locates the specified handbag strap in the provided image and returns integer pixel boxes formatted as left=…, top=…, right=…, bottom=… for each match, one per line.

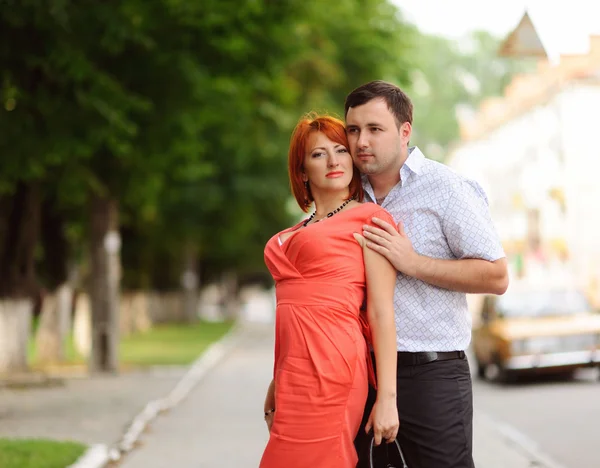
left=369, top=436, right=409, bottom=468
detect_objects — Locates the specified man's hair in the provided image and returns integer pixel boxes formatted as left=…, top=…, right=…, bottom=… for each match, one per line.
left=344, top=80, right=413, bottom=127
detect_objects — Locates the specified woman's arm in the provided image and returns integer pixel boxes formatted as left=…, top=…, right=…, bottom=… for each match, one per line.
left=356, top=233, right=399, bottom=445
left=263, top=379, right=276, bottom=432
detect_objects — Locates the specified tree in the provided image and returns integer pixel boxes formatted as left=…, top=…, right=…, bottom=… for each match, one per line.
left=123, top=0, right=417, bottom=288
left=0, top=0, right=416, bottom=373
left=0, top=0, right=186, bottom=372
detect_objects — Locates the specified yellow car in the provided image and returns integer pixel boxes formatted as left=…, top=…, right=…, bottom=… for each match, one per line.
left=472, top=288, right=600, bottom=382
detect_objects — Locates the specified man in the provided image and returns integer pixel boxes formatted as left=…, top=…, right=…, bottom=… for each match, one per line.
left=346, top=80, right=508, bottom=468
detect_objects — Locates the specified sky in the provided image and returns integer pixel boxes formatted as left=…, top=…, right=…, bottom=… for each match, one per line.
left=393, top=1, right=600, bottom=48
left=393, top=0, right=527, bottom=39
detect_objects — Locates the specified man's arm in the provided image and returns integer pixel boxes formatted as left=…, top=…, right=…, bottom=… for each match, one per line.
left=413, top=255, right=508, bottom=294
left=360, top=217, right=508, bottom=295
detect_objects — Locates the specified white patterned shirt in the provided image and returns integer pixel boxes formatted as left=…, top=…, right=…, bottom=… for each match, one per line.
left=362, top=147, right=505, bottom=352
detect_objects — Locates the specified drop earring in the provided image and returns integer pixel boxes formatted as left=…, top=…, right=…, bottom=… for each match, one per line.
left=304, top=180, right=310, bottom=207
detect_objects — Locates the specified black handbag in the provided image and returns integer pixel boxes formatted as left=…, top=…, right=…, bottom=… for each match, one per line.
left=358, top=435, right=409, bottom=468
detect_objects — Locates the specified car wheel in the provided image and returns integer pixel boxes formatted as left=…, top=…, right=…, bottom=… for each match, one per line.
left=484, top=357, right=511, bottom=383
left=476, top=360, right=486, bottom=379
left=484, top=362, right=502, bottom=381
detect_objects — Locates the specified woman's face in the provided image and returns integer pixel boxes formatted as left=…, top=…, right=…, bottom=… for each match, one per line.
left=303, top=131, right=353, bottom=195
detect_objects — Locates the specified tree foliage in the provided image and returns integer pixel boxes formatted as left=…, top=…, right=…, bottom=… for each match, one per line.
left=1, top=0, right=416, bottom=293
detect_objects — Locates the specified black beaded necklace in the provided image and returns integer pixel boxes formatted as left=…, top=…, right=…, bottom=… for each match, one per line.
left=302, top=197, right=354, bottom=227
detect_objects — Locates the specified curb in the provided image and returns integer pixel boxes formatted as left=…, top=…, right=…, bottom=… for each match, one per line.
left=479, top=412, right=567, bottom=468
left=67, top=444, right=109, bottom=468
left=68, top=321, right=243, bottom=468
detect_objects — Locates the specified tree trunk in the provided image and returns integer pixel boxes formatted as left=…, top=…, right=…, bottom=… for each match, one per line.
left=88, top=194, right=120, bottom=373
left=0, top=183, right=40, bottom=297
left=181, top=243, right=199, bottom=323
left=220, top=271, right=239, bottom=319
left=0, top=299, right=33, bottom=373
left=35, top=201, right=76, bottom=365
left=73, top=292, right=92, bottom=358
left=120, top=291, right=151, bottom=336
left=35, top=282, right=74, bottom=364
left=0, top=183, right=41, bottom=373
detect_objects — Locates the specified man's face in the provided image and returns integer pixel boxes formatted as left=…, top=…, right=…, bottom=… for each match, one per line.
left=345, top=98, right=411, bottom=176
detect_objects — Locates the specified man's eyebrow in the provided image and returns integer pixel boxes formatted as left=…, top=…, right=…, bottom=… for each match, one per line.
left=345, top=123, right=384, bottom=129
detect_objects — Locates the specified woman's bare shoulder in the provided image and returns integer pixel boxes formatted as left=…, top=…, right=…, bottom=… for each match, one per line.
left=356, top=203, right=396, bottom=227
left=351, top=201, right=388, bottom=217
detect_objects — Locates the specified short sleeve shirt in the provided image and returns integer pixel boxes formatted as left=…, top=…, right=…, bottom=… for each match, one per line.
left=362, top=147, right=505, bottom=352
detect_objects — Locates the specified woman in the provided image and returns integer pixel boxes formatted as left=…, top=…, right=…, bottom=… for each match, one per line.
left=259, top=115, right=399, bottom=468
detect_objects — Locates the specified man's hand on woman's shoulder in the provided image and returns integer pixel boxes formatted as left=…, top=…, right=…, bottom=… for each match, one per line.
left=360, top=217, right=421, bottom=276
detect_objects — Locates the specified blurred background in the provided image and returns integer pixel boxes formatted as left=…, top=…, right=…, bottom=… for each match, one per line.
left=1, top=1, right=599, bottom=467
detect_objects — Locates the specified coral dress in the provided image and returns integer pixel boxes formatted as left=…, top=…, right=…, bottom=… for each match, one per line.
left=259, top=203, right=395, bottom=468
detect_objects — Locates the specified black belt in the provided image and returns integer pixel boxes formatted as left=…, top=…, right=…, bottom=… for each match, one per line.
left=396, top=350, right=465, bottom=367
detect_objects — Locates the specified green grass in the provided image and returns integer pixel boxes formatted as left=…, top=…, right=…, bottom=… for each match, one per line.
left=0, top=439, right=86, bottom=468
left=29, top=320, right=235, bottom=368
left=119, top=320, right=234, bottom=366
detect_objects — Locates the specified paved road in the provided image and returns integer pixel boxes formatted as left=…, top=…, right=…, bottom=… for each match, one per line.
left=119, top=324, right=271, bottom=468
left=473, top=368, right=600, bottom=468
left=119, top=323, right=544, bottom=468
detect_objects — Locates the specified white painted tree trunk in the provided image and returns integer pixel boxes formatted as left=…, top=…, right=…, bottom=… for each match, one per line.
left=0, top=299, right=33, bottom=373
left=198, top=284, right=223, bottom=322
left=34, top=283, right=73, bottom=364
left=181, top=245, right=199, bottom=323
left=221, top=271, right=239, bottom=319
left=58, top=283, right=73, bottom=339
left=182, top=270, right=199, bottom=324
left=73, top=292, right=92, bottom=359
left=120, top=292, right=151, bottom=336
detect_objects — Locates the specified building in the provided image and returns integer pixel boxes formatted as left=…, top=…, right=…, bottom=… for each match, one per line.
left=447, top=9, right=600, bottom=306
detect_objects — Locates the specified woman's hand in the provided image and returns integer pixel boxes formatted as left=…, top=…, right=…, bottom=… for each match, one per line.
left=263, top=379, right=276, bottom=433
left=366, top=396, right=399, bottom=445
left=264, top=408, right=275, bottom=432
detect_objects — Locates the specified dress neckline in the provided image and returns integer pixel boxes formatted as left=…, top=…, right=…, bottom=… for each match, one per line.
left=278, top=202, right=372, bottom=247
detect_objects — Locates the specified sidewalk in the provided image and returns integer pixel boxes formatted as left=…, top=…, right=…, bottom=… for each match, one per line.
left=118, top=323, right=271, bottom=467
left=117, top=323, right=545, bottom=468
left=0, top=365, right=187, bottom=448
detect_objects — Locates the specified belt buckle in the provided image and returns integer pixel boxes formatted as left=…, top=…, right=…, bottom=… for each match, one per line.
left=417, top=352, right=438, bottom=365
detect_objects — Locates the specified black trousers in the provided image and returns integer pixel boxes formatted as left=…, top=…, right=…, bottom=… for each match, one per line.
left=355, top=353, right=475, bottom=468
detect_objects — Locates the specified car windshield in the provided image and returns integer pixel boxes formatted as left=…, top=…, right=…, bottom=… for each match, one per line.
left=496, top=290, right=591, bottom=318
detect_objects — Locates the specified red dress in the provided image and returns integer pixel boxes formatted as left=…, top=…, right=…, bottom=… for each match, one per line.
left=259, top=203, right=396, bottom=468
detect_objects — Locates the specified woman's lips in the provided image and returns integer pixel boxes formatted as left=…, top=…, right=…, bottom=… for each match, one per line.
left=326, top=172, right=344, bottom=178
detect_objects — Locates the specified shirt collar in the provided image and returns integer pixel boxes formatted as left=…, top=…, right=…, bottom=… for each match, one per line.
left=397, top=146, right=424, bottom=187
left=403, top=146, right=425, bottom=175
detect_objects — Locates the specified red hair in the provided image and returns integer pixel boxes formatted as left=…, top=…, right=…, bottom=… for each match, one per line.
left=288, top=114, right=364, bottom=212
